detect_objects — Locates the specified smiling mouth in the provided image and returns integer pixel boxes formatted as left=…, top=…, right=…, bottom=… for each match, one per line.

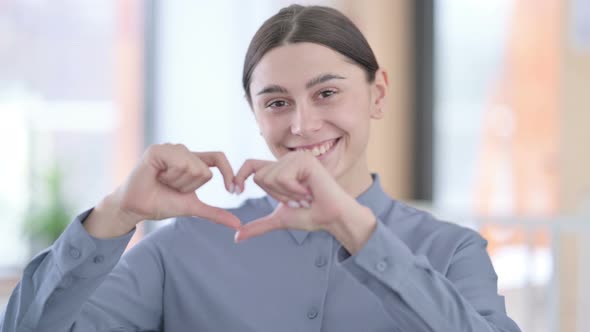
left=288, top=137, right=341, bottom=157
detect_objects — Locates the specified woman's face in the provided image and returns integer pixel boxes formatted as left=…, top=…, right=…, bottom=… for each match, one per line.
left=249, top=42, right=387, bottom=182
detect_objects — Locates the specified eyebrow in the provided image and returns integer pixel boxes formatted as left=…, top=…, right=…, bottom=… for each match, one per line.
left=256, top=73, right=346, bottom=96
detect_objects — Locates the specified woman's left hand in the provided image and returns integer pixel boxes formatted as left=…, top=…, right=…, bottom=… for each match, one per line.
left=232, top=151, right=376, bottom=254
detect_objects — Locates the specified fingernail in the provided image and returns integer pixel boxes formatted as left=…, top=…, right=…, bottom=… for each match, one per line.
left=229, top=183, right=235, bottom=194
left=234, top=231, right=240, bottom=243
left=299, top=200, right=310, bottom=208
left=287, top=200, right=301, bottom=208
left=235, top=185, right=242, bottom=195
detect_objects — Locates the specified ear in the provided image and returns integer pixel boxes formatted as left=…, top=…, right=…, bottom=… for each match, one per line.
left=369, top=69, right=389, bottom=120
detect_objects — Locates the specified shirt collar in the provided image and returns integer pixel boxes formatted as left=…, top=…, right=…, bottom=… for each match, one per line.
left=264, top=173, right=391, bottom=245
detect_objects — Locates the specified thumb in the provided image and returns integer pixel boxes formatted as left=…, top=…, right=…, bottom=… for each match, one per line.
left=234, top=211, right=283, bottom=242
left=186, top=198, right=241, bottom=230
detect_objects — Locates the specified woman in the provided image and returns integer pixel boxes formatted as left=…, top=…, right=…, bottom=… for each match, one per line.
left=1, top=5, right=521, bottom=332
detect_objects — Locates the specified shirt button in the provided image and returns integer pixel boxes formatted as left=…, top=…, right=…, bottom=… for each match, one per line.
left=69, top=247, right=81, bottom=259
left=376, top=260, right=388, bottom=272
left=93, top=255, right=104, bottom=264
left=307, top=307, right=319, bottom=320
left=314, top=256, right=327, bottom=268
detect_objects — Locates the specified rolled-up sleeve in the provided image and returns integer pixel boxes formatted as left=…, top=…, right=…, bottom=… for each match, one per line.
left=338, top=220, right=521, bottom=332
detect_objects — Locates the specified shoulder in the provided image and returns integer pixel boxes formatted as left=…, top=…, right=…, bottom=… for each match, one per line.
left=387, top=200, right=481, bottom=239
left=382, top=199, right=487, bottom=270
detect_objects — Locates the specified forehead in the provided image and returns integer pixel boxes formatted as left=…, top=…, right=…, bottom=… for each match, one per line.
left=250, top=42, right=361, bottom=91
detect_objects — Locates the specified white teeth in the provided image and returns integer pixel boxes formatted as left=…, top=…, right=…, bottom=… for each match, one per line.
left=297, top=138, right=337, bottom=157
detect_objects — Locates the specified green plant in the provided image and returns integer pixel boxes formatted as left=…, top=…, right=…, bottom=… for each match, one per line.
left=23, top=165, right=72, bottom=246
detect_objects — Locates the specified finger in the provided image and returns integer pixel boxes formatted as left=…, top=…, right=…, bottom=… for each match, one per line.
left=262, top=180, right=309, bottom=203
left=169, top=169, right=200, bottom=191
left=254, top=174, right=293, bottom=201
left=277, top=179, right=310, bottom=197
left=255, top=166, right=309, bottom=204
left=235, top=213, right=283, bottom=242
left=255, top=184, right=308, bottom=208
left=157, top=166, right=184, bottom=186
left=250, top=163, right=297, bottom=200
left=272, top=173, right=310, bottom=197
left=189, top=199, right=241, bottom=230
left=178, top=176, right=204, bottom=193
left=263, top=188, right=292, bottom=205
left=157, top=147, right=209, bottom=188
left=195, top=151, right=235, bottom=192
left=234, top=159, right=273, bottom=192
left=169, top=164, right=212, bottom=192
left=261, top=161, right=307, bottom=195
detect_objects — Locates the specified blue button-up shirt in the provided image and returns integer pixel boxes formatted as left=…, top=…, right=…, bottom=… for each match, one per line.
left=1, top=175, right=521, bottom=331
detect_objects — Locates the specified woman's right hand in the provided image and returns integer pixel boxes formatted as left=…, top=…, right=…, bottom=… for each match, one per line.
left=85, top=144, right=241, bottom=238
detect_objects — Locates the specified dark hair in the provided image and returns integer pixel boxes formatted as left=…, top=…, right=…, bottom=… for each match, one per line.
left=242, top=4, right=379, bottom=104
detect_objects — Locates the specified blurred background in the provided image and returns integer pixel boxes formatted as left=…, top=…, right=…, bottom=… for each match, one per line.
left=1, top=0, right=589, bottom=331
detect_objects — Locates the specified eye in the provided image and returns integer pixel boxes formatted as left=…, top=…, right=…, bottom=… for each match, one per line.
left=266, top=99, right=290, bottom=110
left=318, top=89, right=337, bottom=99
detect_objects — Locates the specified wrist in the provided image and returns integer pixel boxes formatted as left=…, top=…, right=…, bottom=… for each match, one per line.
left=327, top=201, right=377, bottom=255
left=84, top=191, right=140, bottom=239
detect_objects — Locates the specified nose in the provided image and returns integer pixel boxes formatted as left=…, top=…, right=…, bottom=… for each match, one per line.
left=290, top=105, right=322, bottom=136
